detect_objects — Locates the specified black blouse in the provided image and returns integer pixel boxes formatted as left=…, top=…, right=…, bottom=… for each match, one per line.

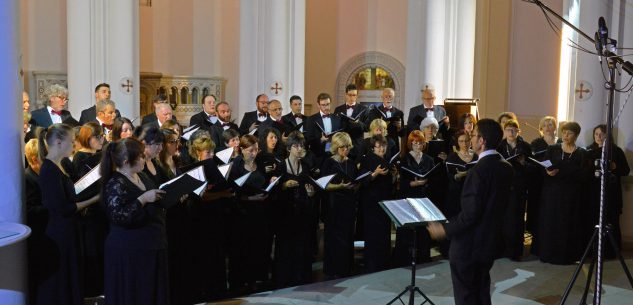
left=103, top=171, right=167, bottom=250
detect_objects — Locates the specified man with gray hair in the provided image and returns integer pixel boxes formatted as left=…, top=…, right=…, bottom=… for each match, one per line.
left=94, top=99, right=117, bottom=134
left=141, top=94, right=178, bottom=126
left=30, top=84, right=78, bottom=128
left=143, top=102, right=174, bottom=129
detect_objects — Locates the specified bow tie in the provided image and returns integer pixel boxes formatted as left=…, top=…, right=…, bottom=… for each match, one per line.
left=51, top=109, right=63, bottom=116
left=321, top=114, right=330, bottom=119
left=102, top=123, right=113, bottom=130
left=258, top=113, right=267, bottom=118
left=425, top=107, right=434, bottom=112
left=346, top=105, right=355, bottom=110
left=221, top=122, right=231, bottom=127
left=384, top=107, right=392, bottom=112
left=294, top=113, right=302, bottom=118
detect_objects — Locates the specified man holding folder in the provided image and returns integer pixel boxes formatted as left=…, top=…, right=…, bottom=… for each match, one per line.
left=427, top=118, right=513, bottom=305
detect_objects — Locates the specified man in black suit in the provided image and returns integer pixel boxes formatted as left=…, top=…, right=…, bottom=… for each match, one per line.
left=30, top=84, right=79, bottom=128
left=281, top=95, right=307, bottom=130
left=142, top=103, right=174, bottom=130
left=305, top=93, right=342, bottom=167
left=78, top=83, right=122, bottom=125
left=189, top=94, right=218, bottom=131
left=210, top=101, right=239, bottom=151
left=334, top=84, right=368, bottom=160
left=427, top=118, right=513, bottom=305
left=238, top=94, right=269, bottom=135
left=407, top=86, right=448, bottom=135
left=364, top=88, right=405, bottom=147
left=141, top=94, right=178, bottom=125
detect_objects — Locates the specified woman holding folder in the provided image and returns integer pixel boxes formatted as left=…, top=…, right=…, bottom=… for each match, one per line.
left=101, top=138, right=169, bottom=305
left=445, top=130, right=478, bottom=219
left=393, top=130, right=435, bottom=266
left=526, top=116, right=558, bottom=235
left=320, top=132, right=359, bottom=278
left=497, top=119, right=532, bottom=260
left=273, top=131, right=316, bottom=288
left=72, top=122, right=108, bottom=297
left=358, top=134, right=396, bottom=272
left=534, top=121, right=587, bottom=264
left=36, top=124, right=99, bottom=305
left=228, top=134, right=275, bottom=293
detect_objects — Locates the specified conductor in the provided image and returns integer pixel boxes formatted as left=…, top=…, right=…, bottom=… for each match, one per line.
left=427, top=118, right=513, bottom=305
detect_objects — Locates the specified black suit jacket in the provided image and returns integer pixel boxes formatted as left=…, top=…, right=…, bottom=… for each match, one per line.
left=334, top=104, right=368, bottom=139
left=210, top=121, right=240, bottom=152
left=31, top=107, right=79, bottom=128
left=259, top=117, right=291, bottom=136
left=239, top=111, right=269, bottom=135
left=304, top=113, right=342, bottom=160
left=79, top=105, right=122, bottom=125
left=189, top=111, right=216, bottom=132
left=445, top=152, right=514, bottom=262
left=281, top=112, right=306, bottom=128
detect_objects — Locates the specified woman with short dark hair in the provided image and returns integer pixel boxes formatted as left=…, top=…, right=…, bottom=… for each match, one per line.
left=534, top=121, right=587, bottom=264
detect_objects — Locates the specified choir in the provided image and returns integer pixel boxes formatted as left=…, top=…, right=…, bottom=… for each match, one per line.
left=23, top=83, right=630, bottom=305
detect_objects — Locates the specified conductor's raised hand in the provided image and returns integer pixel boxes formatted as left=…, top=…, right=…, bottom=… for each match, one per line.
left=427, top=222, right=446, bottom=240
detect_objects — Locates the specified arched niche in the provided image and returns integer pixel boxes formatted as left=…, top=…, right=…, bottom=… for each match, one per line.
left=335, top=51, right=405, bottom=109
left=192, top=87, right=199, bottom=104
left=180, top=87, right=189, bottom=104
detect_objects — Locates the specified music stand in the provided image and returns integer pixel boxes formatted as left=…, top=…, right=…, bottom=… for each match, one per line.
left=380, top=198, right=445, bottom=305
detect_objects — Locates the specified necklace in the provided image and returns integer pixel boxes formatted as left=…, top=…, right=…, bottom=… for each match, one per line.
left=458, top=150, right=472, bottom=162
left=561, top=144, right=577, bottom=160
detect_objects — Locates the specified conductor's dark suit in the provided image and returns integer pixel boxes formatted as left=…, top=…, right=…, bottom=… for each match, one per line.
left=444, top=151, right=513, bottom=305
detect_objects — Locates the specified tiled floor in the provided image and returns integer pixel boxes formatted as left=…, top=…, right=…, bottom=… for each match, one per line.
left=208, top=255, right=633, bottom=305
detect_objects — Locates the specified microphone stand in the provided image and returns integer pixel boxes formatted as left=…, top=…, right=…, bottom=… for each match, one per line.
left=526, top=1, right=633, bottom=304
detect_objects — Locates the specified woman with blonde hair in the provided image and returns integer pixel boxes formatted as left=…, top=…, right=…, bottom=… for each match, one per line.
left=36, top=123, right=99, bottom=305
left=320, top=132, right=360, bottom=278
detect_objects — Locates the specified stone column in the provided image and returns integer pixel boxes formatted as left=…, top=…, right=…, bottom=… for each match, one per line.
left=404, top=0, right=476, bottom=121
left=67, top=0, right=140, bottom=120
left=0, top=2, right=29, bottom=304
left=238, top=0, right=305, bottom=118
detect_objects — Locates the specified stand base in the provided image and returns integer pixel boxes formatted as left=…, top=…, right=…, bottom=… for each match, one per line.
left=386, top=285, right=435, bottom=305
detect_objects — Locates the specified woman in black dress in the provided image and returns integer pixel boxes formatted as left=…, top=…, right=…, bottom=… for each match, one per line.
left=187, top=133, right=233, bottom=301
left=25, top=139, right=46, bottom=304
left=358, top=119, right=399, bottom=162
left=101, top=138, right=169, bottom=305
left=228, top=134, right=276, bottom=293
left=497, top=119, right=532, bottom=260
left=72, top=122, right=108, bottom=297
left=584, top=124, right=630, bottom=258
left=321, top=132, right=359, bottom=278
left=274, top=131, right=317, bottom=288
left=359, top=134, right=396, bottom=272
left=445, top=130, right=478, bottom=219
left=527, top=116, right=558, bottom=236
left=393, top=130, right=435, bottom=266
left=535, top=121, right=587, bottom=264
left=36, top=124, right=99, bottom=305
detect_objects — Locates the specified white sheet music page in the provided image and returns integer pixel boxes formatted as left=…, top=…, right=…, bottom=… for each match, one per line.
left=74, top=164, right=101, bottom=194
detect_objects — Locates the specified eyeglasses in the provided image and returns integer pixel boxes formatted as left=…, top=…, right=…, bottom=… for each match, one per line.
left=56, top=96, right=68, bottom=101
left=94, top=134, right=105, bottom=140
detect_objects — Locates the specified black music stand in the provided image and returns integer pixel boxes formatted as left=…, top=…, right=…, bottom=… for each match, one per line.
left=386, top=226, right=435, bottom=305
left=380, top=198, right=445, bottom=305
